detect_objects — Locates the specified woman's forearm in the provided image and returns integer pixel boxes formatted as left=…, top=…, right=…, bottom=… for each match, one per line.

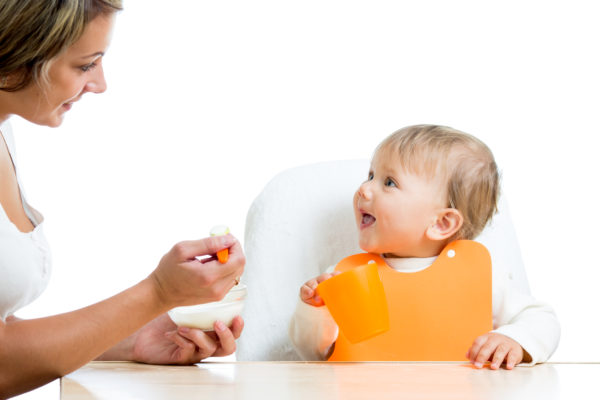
left=0, top=277, right=169, bottom=398
left=94, top=330, right=136, bottom=361
left=1, top=235, right=244, bottom=398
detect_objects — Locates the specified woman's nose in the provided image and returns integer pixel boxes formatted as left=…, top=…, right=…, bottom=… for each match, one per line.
left=85, top=65, right=107, bottom=94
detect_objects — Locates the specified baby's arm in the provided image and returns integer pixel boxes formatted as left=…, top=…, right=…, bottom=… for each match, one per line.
left=467, top=262, right=560, bottom=369
left=289, top=271, right=340, bottom=360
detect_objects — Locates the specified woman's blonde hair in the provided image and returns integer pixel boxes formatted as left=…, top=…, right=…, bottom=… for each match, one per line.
left=376, top=124, right=500, bottom=240
left=0, top=0, right=123, bottom=92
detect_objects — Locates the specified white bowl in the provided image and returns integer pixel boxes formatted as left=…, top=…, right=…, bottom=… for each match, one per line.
left=168, top=284, right=246, bottom=331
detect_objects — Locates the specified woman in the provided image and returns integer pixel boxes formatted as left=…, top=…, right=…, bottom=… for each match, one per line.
left=0, top=1, right=245, bottom=397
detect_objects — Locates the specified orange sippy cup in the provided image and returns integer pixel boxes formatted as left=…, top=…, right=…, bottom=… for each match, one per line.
left=316, top=262, right=389, bottom=343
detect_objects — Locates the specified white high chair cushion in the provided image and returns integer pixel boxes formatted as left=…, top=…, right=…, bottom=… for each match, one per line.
left=237, top=160, right=530, bottom=361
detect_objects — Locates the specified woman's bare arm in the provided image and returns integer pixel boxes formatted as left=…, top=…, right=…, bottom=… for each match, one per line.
left=0, top=235, right=244, bottom=398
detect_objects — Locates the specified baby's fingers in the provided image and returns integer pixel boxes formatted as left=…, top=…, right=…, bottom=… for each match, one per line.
left=304, top=277, right=321, bottom=291
left=301, top=272, right=341, bottom=306
left=505, top=348, right=522, bottom=370
left=467, top=334, right=489, bottom=366
left=300, top=284, right=316, bottom=302
left=316, top=271, right=341, bottom=284
left=300, top=280, right=324, bottom=306
left=490, top=344, right=510, bottom=370
left=474, top=340, right=497, bottom=368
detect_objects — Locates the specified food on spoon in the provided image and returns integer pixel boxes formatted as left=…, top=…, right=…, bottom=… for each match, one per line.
left=210, top=225, right=230, bottom=263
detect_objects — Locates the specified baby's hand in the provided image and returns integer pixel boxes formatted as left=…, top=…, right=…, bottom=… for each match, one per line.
left=300, top=272, right=341, bottom=307
left=466, top=332, right=529, bottom=370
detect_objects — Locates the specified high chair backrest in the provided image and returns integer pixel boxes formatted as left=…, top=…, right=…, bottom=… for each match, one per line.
left=237, top=160, right=530, bottom=361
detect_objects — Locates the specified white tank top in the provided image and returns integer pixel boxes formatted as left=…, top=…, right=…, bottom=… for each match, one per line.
left=0, top=120, right=52, bottom=321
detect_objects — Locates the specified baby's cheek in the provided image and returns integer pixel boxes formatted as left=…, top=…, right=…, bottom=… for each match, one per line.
left=352, top=192, right=360, bottom=209
left=352, top=206, right=362, bottom=226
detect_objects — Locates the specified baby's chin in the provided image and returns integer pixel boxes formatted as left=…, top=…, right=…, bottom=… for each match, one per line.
left=359, top=241, right=403, bottom=256
left=358, top=239, right=382, bottom=254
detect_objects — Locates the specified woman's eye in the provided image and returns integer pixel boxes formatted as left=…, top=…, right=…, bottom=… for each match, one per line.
left=80, top=62, right=97, bottom=72
left=384, top=178, right=396, bottom=187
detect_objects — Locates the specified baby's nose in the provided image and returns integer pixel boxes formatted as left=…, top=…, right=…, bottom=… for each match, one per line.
left=357, top=182, right=373, bottom=199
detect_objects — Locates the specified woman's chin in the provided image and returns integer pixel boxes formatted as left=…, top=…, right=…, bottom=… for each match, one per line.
left=25, top=113, right=64, bottom=128
left=44, top=115, right=64, bottom=128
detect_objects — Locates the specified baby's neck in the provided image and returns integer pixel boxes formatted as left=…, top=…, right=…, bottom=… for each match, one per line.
left=382, top=254, right=437, bottom=272
left=383, top=238, right=451, bottom=259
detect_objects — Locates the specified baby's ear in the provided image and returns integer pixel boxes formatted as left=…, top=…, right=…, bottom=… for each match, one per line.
left=426, top=208, right=463, bottom=241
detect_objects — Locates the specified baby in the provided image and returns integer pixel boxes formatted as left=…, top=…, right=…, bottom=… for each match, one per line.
left=289, top=125, right=560, bottom=369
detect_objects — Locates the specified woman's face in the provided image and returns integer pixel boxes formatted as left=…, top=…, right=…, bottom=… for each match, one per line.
left=10, top=14, right=115, bottom=127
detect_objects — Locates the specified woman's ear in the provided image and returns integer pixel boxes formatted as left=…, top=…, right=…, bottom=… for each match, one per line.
left=426, top=208, right=463, bottom=241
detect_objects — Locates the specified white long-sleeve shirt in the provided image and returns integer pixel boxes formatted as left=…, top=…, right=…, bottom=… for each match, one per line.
left=289, top=254, right=560, bottom=365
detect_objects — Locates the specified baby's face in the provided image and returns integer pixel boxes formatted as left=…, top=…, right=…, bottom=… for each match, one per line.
left=353, top=152, right=448, bottom=257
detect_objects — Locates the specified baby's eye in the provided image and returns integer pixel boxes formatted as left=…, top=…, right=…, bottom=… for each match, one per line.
left=384, top=177, right=397, bottom=187
left=367, top=172, right=374, bottom=181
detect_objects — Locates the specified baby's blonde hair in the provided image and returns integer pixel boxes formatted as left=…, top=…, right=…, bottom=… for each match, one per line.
left=376, top=124, right=500, bottom=240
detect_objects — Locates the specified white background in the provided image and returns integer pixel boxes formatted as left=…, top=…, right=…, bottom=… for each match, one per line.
left=10, top=1, right=600, bottom=397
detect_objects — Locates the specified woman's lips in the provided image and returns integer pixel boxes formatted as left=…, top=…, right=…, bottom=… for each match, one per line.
left=62, top=95, right=81, bottom=112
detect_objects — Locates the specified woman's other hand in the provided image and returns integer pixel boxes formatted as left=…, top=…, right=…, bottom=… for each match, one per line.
left=106, top=314, right=244, bottom=364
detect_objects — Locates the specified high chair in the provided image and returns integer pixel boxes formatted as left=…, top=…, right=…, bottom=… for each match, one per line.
left=237, top=160, right=531, bottom=361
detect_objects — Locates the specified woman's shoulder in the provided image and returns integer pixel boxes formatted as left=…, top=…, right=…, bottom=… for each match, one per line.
left=0, top=119, right=16, bottom=156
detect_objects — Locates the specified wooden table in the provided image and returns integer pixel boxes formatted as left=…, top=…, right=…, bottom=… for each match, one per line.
left=61, top=361, right=598, bottom=399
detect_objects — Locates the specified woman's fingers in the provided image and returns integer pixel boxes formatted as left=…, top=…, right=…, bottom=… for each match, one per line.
left=211, top=321, right=237, bottom=357
left=175, top=235, right=236, bottom=260
left=174, top=318, right=243, bottom=360
left=151, top=233, right=245, bottom=307
left=229, top=316, right=244, bottom=339
left=177, top=327, right=217, bottom=360
left=165, top=330, right=197, bottom=355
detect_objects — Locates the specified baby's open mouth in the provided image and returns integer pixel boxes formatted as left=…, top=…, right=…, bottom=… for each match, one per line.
left=361, top=213, right=376, bottom=227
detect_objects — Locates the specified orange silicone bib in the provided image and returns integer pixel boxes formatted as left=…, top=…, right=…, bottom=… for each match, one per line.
left=328, top=240, right=492, bottom=361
